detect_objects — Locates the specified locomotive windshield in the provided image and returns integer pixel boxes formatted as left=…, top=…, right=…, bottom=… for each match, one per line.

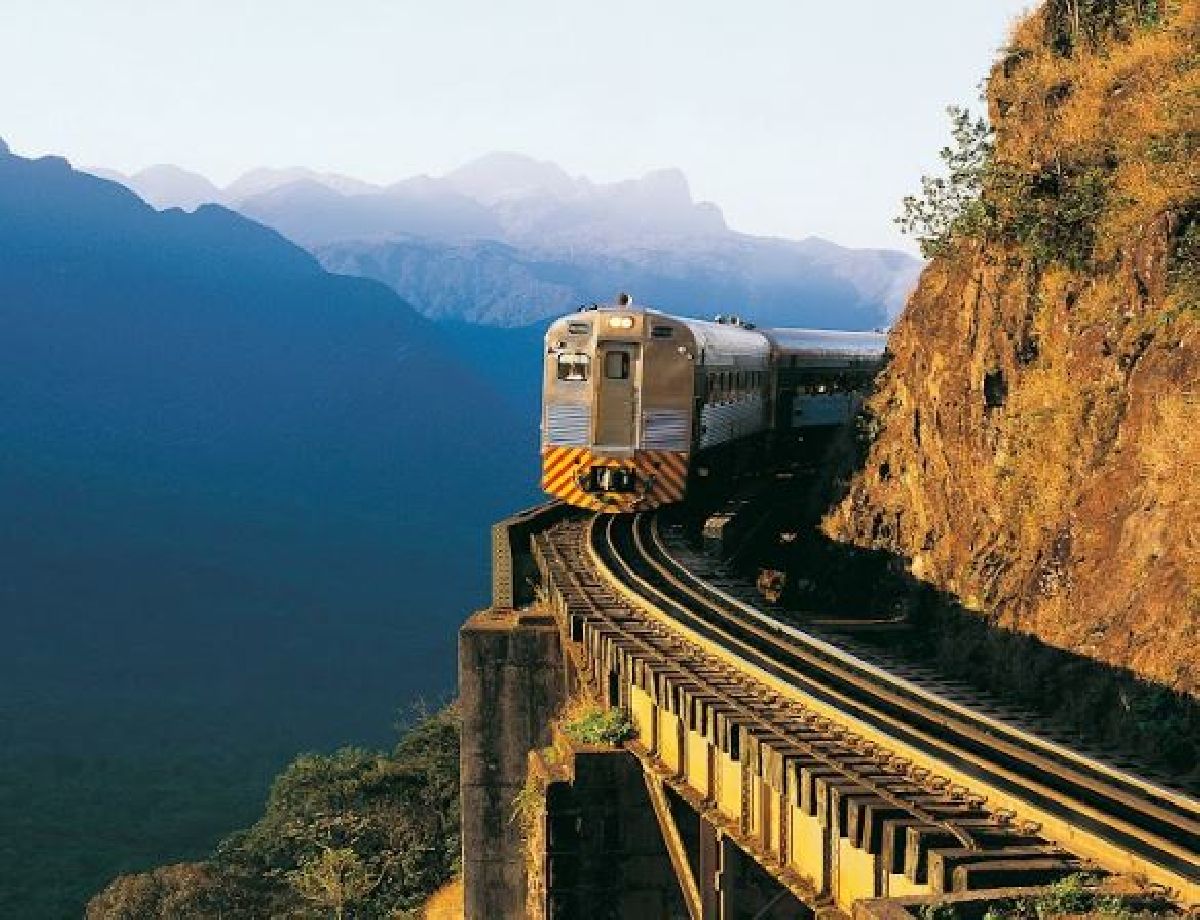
left=604, top=352, right=630, bottom=379
left=556, top=353, right=590, bottom=381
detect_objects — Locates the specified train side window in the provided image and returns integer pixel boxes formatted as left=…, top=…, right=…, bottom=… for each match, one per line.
left=556, top=353, right=590, bottom=381
left=604, top=351, right=630, bottom=379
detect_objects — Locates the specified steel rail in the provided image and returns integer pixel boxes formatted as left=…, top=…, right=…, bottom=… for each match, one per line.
left=642, top=512, right=1200, bottom=869
left=643, top=517, right=1200, bottom=841
left=595, top=510, right=1198, bottom=895
left=587, top=513, right=983, bottom=851
left=653, top=514, right=1200, bottom=820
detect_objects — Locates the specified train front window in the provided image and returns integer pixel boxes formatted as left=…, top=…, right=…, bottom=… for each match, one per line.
left=556, top=353, right=590, bottom=381
left=604, top=351, right=630, bottom=379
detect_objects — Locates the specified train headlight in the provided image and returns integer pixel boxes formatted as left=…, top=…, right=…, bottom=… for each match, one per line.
left=607, top=315, right=635, bottom=329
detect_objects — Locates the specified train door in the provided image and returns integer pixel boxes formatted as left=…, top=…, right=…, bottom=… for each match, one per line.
left=594, top=341, right=639, bottom=447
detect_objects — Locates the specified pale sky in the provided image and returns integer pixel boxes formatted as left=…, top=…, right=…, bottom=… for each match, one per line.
left=0, top=1, right=1032, bottom=252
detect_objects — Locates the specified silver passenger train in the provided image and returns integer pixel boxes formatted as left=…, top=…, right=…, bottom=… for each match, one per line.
left=541, top=295, right=887, bottom=512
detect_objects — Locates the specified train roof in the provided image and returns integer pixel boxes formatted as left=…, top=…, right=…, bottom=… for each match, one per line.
left=759, top=327, right=888, bottom=358
left=673, top=315, right=771, bottom=358
left=551, top=300, right=888, bottom=361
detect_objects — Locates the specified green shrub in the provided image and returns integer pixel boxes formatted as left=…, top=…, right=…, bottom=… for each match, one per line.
left=1045, top=0, right=1167, bottom=56
left=897, top=107, right=995, bottom=259
left=1168, top=208, right=1200, bottom=312
left=898, top=106, right=1112, bottom=270
left=562, top=707, right=636, bottom=746
left=917, top=903, right=959, bottom=920
left=1033, top=873, right=1095, bottom=917
left=87, top=705, right=462, bottom=919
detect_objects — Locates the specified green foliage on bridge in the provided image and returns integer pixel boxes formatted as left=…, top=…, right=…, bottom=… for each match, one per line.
left=562, top=706, right=637, bottom=747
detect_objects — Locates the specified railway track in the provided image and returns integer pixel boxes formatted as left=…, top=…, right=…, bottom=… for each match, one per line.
left=532, top=509, right=1200, bottom=906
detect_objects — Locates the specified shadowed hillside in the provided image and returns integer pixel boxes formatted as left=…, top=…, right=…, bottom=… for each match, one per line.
left=0, top=145, right=536, bottom=917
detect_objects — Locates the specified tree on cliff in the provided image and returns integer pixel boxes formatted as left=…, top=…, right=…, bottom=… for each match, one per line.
left=86, top=705, right=462, bottom=919
left=83, top=863, right=248, bottom=919
left=897, top=106, right=995, bottom=259
left=898, top=0, right=1194, bottom=289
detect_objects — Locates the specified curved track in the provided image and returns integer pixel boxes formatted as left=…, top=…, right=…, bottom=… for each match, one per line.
left=587, top=510, right=1200, bottom=899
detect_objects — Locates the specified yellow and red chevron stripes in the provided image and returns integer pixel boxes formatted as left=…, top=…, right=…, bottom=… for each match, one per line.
left=542, top=447, right=689, bottom=512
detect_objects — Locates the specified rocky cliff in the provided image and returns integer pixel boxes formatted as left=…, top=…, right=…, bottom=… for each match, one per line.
left=825, top=0, right=1198, bottom=698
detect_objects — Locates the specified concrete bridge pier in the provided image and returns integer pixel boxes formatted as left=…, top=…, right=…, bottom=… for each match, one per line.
left=460, top=607, right=569, bottom=919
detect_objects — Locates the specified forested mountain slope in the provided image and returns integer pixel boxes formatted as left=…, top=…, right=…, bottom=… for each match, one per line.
left=0, top=143, right=534, bottom=917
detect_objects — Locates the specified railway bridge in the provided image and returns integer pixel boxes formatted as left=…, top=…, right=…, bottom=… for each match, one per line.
left=460, top=504, right=1200, bottom=920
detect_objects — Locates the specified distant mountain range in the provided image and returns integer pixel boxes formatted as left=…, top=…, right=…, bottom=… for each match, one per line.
left=90, top=152, right=922, bottom=329
left=0, top=139, right=537, bottom=916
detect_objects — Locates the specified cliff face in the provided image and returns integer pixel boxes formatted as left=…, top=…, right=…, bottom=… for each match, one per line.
left=825, top=0, right=1198, bottom=697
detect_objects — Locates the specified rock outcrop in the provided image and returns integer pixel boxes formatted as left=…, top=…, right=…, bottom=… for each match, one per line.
left=825, top=0, right=1198, bottom=698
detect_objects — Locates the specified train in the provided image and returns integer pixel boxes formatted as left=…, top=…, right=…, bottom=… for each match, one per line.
left=541, top=294, right=887, bottom=512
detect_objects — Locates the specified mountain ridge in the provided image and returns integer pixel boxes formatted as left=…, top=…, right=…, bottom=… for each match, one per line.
left=84, top=150, right=922, bottom=328
left=0, top=141, right=535, bottom=917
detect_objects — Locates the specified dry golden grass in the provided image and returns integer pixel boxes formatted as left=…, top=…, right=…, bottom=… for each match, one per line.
left=558, top=694, right=598, bottom=725
left=996, top=2, right=1199, bottom=265
left=981, top=6, right=1198, bottom=546
left=1139, top=388, right=1200, bottom=546
left=998, top=366, right=1090, bottom=547
left=417, top=878, right=463, bottom=920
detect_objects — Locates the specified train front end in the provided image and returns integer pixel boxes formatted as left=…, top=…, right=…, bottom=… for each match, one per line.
left=541, top=301, right=693, bottom=512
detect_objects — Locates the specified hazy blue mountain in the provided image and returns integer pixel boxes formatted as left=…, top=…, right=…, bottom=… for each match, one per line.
left=0, top=144, right=537, bottom=917
left=224, top=165, right=381, bottom=201
left=315, top=234, right=918, bottom=329
left=237, top=177, right=502, bottom=246
left=495, top=166, right=729, bottom=245
left=225, top=161, right=732, bottom=250
left=441, top=150, right=581, bottom=203
left=122, top=164, right=228, bottom=210
left=88, top=152, right=922, bottom=328
left=91, top=164, right=384, bottom=212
